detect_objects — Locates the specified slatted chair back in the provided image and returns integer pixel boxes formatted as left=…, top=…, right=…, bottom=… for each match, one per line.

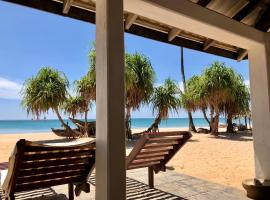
left=2, top=139, right=95, bottom=199
left=126, top=131, right=191, bottom=188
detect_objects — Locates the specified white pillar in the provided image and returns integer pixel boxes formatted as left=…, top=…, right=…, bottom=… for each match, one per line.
left=95, top=0, right=126, bottom=199
left=249, top=33, right=270, bottom=180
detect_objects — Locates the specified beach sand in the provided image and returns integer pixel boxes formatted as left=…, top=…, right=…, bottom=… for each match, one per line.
left=0, top=127, right=254, bottom=190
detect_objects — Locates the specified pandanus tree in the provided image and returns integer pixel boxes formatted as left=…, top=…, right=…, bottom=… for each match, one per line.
left=21, top=67, right=70, bottom=129
left=125, top=53, right=155, bottom=138
left=181, top=75, right=212, bottom=129
left=147, top=78, right=180, bottom=132
left=181, top=62, right=250, bottom=135
left=86, top=45, right=155, bottom=139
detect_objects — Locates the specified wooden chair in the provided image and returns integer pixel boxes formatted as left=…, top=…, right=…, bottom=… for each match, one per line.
left=0, top=139, right=95, bottom=200
left=126, top=131, right=192, bottom=188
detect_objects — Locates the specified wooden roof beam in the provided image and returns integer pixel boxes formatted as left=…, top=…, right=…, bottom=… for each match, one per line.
left=197, top=0, right=212, bottom=7
left=203, top=39, right=215, bottom=51
left=255, top=7, right=270, bottom=32
left=232, top=0, right=264, bottom=21
left=63, top=0, right=73, bottom=14
left=125, top=13, right=138, bottom=30
left=168, top=28, right=181, bottom=42
left=237, top=49, right=248, bottom=62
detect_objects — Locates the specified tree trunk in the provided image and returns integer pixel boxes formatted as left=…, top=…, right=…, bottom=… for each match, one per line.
left=180, top=47, right=196, bottom=132
left=147, top=115, right=161, bottom=133
left=202, top=108, right=210, bottom=127
left=54, top=107, right=70, bottom=129
left=244, top=116, right=247, bottom=128
left=248, top=117, right=252, bottom=130
left=211, top=107, right=219, bottom=135
left=226, top=112, right=234, bottom=133
left=84, top=109, right=89, bottom=137
left=125, top=107, right=132, bottom=139
left=209, top=106, right=214, bottom=132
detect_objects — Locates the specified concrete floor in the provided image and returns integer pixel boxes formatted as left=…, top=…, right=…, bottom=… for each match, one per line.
left=1, top=168, right=250, bottom=200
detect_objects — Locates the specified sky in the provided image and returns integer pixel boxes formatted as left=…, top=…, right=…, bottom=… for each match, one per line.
left=0, top=1, right=249, bottom=120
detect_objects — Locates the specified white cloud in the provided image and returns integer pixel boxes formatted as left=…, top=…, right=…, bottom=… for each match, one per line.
left=0, top=77, right=22, bottom=100
left=244, top=80, right=250, bottom=86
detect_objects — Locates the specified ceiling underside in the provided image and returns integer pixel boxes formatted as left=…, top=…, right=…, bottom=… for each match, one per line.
left=2, top=0, right=266, bottom=61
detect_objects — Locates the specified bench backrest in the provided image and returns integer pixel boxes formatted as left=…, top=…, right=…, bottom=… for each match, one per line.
left=126, top=131, right=191, bottom=173
left=3, top=139, right=95, bottom=194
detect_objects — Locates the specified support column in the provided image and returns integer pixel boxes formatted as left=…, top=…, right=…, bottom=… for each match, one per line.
left=248, top=33, right=270, bottom=180
left=95, top=0, right=126, bottom=199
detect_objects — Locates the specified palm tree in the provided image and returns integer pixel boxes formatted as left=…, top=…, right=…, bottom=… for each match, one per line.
left=125, top=53, right=155, bottom=138
left=147, top=78, right=180, bottom=132
left=63, top=95, right=91, bottom=136
left=180, top=47, right=196, bottom=132
left=75, top=75, right=95, bottom=134
left=86, top=46, right=155, bottom=139
left=21, top=67, right=70, bottom=129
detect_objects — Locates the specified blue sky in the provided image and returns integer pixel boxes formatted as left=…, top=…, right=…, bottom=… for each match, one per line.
left=0, top=1, right=249, bottom=120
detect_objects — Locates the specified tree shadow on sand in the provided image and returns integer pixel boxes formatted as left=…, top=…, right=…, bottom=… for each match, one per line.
left=210, top=130, right=253, bottom=142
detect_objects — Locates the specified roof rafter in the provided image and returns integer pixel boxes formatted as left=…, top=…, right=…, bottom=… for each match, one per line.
left=2, top=0, right=241, bottom=60
left=203, top=39, right=215, bottom=51
left=255, top=7, right=270, bottom=32
left=237, top=49, right=248, bottom=62
left=197, top=0, right=212, bottom=7
left=168, top=28, right=181, bottom=42
left=125, top=13, right=138, bottom=30
left=232, top=0, right=264, bottom=21
left=63, top=0, right=73, bottom=14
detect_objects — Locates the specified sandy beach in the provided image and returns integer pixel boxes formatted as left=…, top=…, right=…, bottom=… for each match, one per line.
left=0, top=127, right=254, bottom=190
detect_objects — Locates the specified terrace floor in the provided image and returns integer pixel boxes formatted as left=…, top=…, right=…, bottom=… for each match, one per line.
left=0, top=168, right=250, bottom=200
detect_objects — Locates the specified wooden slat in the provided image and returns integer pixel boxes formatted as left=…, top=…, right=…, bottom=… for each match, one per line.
left=132, top=156, right=164, bottom=164
left=197, top=0, right=212, bottom=7
left=19, top=163, right=87, bottom=176
left=144, top=141, right=178, bottom=148
left=15, top=176, right=83, bottom=192
left=141, top=147, right=173, bottom=152
left=136, top=152, right=169, bottom=159
left=232, top=0, right=264, bottom=21
left=128, top=161, right=160, bottom=170
left=17, top=170, right=87, bottom=184
left=138, top=149, right=169, bottom=155
left=147, top=137, right=183, bottom=143
left=23, top=150, right=93, bottom=161
left=146, top=131, right=189, bottom=137
left=21, top=157, right=90, bottom=169
left=25, top=145, right=94, bottom=152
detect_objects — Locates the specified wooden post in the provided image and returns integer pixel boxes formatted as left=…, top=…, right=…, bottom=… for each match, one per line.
left=68, top=183, right=74, bottom=200
left=148, top=166, right=154, bottom=188
left=95, top=0, right=126, bottom=199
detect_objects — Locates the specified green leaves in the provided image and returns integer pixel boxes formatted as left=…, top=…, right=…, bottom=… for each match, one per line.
left=151, top=78, right=180, bottom=120
left=21, top=67, right=69, bottom=117
left=181, top=61, right=250, bottom=118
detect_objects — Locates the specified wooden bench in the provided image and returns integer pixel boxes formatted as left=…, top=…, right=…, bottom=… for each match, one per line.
left=0, top=139, right=95, bottom=200
left=126, top=131, right=192, bottom=188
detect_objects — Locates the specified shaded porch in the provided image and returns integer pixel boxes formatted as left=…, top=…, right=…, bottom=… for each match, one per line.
left=1, top=169, right=249, bottom=200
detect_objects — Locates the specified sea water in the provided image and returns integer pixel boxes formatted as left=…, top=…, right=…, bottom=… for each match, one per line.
left=0, top=118, right=228, bottom=134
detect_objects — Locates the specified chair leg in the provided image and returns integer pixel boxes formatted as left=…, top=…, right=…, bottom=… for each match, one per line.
left=7, top=193, right=15, bottom=200
left=148, top=166, right=154, bottom=189
left=68, top=183, right=74, bottom=200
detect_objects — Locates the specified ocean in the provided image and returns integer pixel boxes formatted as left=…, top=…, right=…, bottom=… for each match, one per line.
left=0, top=118, right=228, bottom=134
